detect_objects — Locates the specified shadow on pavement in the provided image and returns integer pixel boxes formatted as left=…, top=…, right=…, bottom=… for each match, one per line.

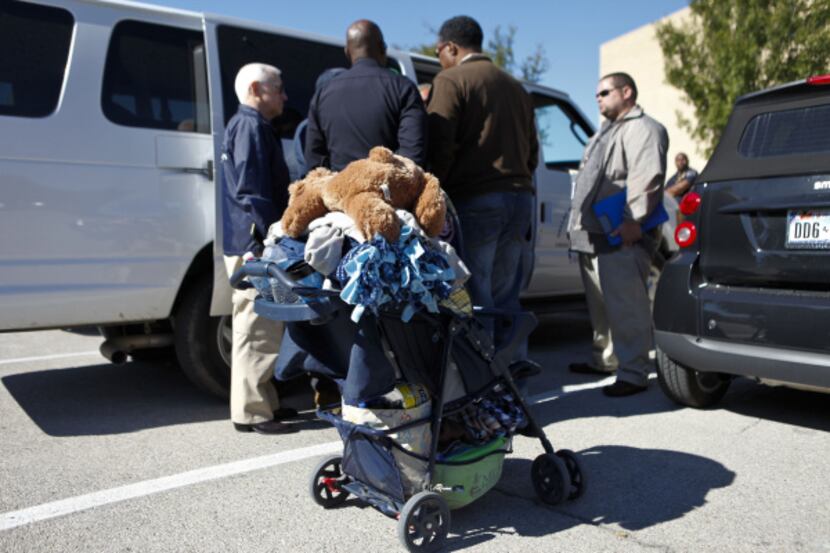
left=445, top=444, right=735, bottom=550
left=715, top=378, right=830, bottom=432
left=2, top=361, right=227, bottom=436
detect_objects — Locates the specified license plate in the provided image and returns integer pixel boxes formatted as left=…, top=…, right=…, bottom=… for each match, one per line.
left=786, top=210, right=830, bottom=249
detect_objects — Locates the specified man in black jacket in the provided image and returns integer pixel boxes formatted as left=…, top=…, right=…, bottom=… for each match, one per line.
left=304, top=19, right=427, bottom=171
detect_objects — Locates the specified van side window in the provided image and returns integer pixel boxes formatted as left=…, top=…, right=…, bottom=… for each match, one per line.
left=102, top=21, right=209, bottom=133
left=217, top=25, right=347, bottom=138
left=532, top=95, right=592, bottom=170
left=0, top=1, right=73, bottom=118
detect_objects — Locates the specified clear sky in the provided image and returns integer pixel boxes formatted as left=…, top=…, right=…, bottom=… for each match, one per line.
left=155, top=0, right=689, bottom=125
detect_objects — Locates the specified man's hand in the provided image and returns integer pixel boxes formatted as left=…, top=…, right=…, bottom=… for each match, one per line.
left=667, top=177, right=690, bottom=197
left=611, top=219, right=642, bottom=247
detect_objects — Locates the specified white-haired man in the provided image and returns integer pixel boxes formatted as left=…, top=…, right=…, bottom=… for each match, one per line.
left=220, top=62, right=297, bottom=434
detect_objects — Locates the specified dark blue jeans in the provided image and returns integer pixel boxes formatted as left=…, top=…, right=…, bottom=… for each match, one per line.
left=455, top=190, right=534, bottom=358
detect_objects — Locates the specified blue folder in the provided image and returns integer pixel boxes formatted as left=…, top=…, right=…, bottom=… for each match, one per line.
left=592, top=188, right=669, bottom=246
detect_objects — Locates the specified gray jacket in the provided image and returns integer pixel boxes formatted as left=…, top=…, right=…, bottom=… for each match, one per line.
left=568, top=105, right=668, bottom=254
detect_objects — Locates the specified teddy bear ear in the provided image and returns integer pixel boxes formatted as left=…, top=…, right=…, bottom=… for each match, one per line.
left=368, top=146, right=394, bottom=163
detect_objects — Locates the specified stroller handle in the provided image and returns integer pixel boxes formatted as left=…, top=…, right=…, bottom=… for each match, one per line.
left=229, top=260, right=340, bottom=299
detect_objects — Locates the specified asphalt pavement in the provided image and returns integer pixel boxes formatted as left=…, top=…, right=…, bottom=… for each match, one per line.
left=1, top=314, right=829, bottom=553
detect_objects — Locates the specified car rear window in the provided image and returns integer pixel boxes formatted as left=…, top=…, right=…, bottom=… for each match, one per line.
left=738, top=103, right=830, bottom=158
left=0, top=1, right=74, bottom=118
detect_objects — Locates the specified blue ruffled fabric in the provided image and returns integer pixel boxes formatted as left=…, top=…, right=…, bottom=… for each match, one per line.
left=335, top=225, right=456, bottom=323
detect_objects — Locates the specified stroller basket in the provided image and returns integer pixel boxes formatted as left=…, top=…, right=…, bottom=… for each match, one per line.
left=318, top=407, right=512, bottom=510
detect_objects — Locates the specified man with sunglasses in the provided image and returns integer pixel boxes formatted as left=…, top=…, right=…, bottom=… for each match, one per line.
left=220, top=63, right=299, bottom=434
left=305, top=20, right=426, bottom=171
left=426, top=16, right=539, bottom=373
left=567, top=72, right=668, bottom=397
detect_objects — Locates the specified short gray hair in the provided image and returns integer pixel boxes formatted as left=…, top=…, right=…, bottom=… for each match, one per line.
left=234, top=63, right=281, bottom=103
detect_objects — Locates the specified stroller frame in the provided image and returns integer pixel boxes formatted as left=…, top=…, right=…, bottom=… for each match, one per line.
left=231, top=260, right=585, bottom=552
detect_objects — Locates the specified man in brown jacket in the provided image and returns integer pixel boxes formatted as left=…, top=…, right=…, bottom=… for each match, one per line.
left=427, top=16, right=539, bottom=365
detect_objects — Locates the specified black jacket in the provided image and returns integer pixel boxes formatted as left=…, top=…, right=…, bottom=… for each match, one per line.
left=220, top=105, right=289, bottom=256
left=305, top=58, right=427, bottom=171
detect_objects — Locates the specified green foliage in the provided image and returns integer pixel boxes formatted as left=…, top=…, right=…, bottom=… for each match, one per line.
left=656, top=0, right=830, bottom=155
left=409, top=24, right=550, bottom=83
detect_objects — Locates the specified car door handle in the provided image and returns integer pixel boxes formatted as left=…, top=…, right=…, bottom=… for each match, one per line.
left=174, top=160, right=213, bottom=181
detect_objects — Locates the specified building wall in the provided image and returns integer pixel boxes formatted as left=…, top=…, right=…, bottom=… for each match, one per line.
left=600, top=7, right=707, bottom=175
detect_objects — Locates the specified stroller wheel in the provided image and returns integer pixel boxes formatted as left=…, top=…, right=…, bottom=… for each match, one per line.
left=556, top=449, right=586, bottom=500
left=531, top=453, right=570, bottom=505
left=309, top=455, right=350, bottom=508
left=397, top=491, right=450, bottom=553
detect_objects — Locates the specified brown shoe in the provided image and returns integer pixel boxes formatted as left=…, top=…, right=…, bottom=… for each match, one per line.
left=602, top=380, right=648, bottom=397
left=233, top=420, right=299, bottom=434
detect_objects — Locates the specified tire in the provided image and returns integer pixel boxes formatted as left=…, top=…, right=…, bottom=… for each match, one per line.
left=656, top=346, right=730, bottom=408
left=555, top=449, right=586, bottom=500
left=530, top=453, right=570, bottom=506
left=173, top=273, right=231, bottom=398
left=397, top=492, right=450, bottom=553
left=309, top=455, right=350, bottom=508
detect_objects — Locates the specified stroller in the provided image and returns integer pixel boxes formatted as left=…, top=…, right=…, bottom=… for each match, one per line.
left=230, top=228, right=585, bottom=552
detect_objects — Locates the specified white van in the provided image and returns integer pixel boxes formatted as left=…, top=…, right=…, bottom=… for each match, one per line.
left=0, top=0, right=594, bottom=396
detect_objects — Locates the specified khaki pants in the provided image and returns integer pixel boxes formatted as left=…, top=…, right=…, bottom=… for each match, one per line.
left=589, top=245, right=655, bottom=387
left=578, top=253, right=619, bottom=372
left=224, top=256, right=284, bottom=424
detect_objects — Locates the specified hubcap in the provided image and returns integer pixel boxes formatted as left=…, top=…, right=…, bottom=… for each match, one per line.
left=217, top=315, right=232, bottom=368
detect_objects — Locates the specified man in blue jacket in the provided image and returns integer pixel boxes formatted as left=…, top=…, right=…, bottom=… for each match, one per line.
left=221, top=63, right=297, bottom=435
left=304, top=19, right=427, bottom=171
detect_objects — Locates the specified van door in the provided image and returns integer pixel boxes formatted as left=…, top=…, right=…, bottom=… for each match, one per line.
left=523, top=92, right=593, bottom=298
left=0, top=2, right=213, bottom=330
left=206, top=21, right=354, bottom=313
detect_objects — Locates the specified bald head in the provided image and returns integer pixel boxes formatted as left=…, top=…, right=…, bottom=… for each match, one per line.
left=345, top=19, right=386, bottom=64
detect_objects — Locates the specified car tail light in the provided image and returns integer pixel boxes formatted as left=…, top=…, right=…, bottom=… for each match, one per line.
left=807, top=74, right=830, bottom=86
left=675, top=221, right=698, bottom=248
left=679, top=191, right=702, bottom=216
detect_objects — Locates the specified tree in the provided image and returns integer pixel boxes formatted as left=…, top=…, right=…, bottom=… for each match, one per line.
left=656, top=0, right=830, bottom=155
left=407, top=24, right=550, bottom=83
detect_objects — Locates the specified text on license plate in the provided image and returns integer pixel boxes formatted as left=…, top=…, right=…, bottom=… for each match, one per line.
left=786, top=210, right=830, bottom=249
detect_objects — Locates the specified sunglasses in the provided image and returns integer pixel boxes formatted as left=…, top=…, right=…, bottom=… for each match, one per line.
left=435, top=42, right=450, bottom=57
left=595, top=87, right=618, bottom=99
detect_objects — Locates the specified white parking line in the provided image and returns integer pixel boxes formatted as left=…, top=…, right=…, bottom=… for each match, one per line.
left=0, top=351, right=101, bottom=366
left=0, top=374, right=649, bottom=532
left=0, top=441, right=341, bottom=531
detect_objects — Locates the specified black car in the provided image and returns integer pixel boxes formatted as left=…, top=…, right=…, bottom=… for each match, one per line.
left=653, top=75, right=830, bottom=408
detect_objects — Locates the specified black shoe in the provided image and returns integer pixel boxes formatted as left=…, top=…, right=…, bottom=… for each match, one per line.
left=272, top=407, right=299, bottom=421
left=510, top=359, right=543, bottom=380
left=569, top=362, right=615, bottom=376
left=233, top=420, right=299, bottom=434
left=602, top=380, right=648, bottom=397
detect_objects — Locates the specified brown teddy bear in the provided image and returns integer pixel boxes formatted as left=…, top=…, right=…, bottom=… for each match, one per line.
left=280, top=146, right=446, bottom=243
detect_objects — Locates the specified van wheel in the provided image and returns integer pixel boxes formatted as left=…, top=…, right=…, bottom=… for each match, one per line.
left=656, top=347, right=730, bottom=408
left=173, top=274, right=231, bottom=398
